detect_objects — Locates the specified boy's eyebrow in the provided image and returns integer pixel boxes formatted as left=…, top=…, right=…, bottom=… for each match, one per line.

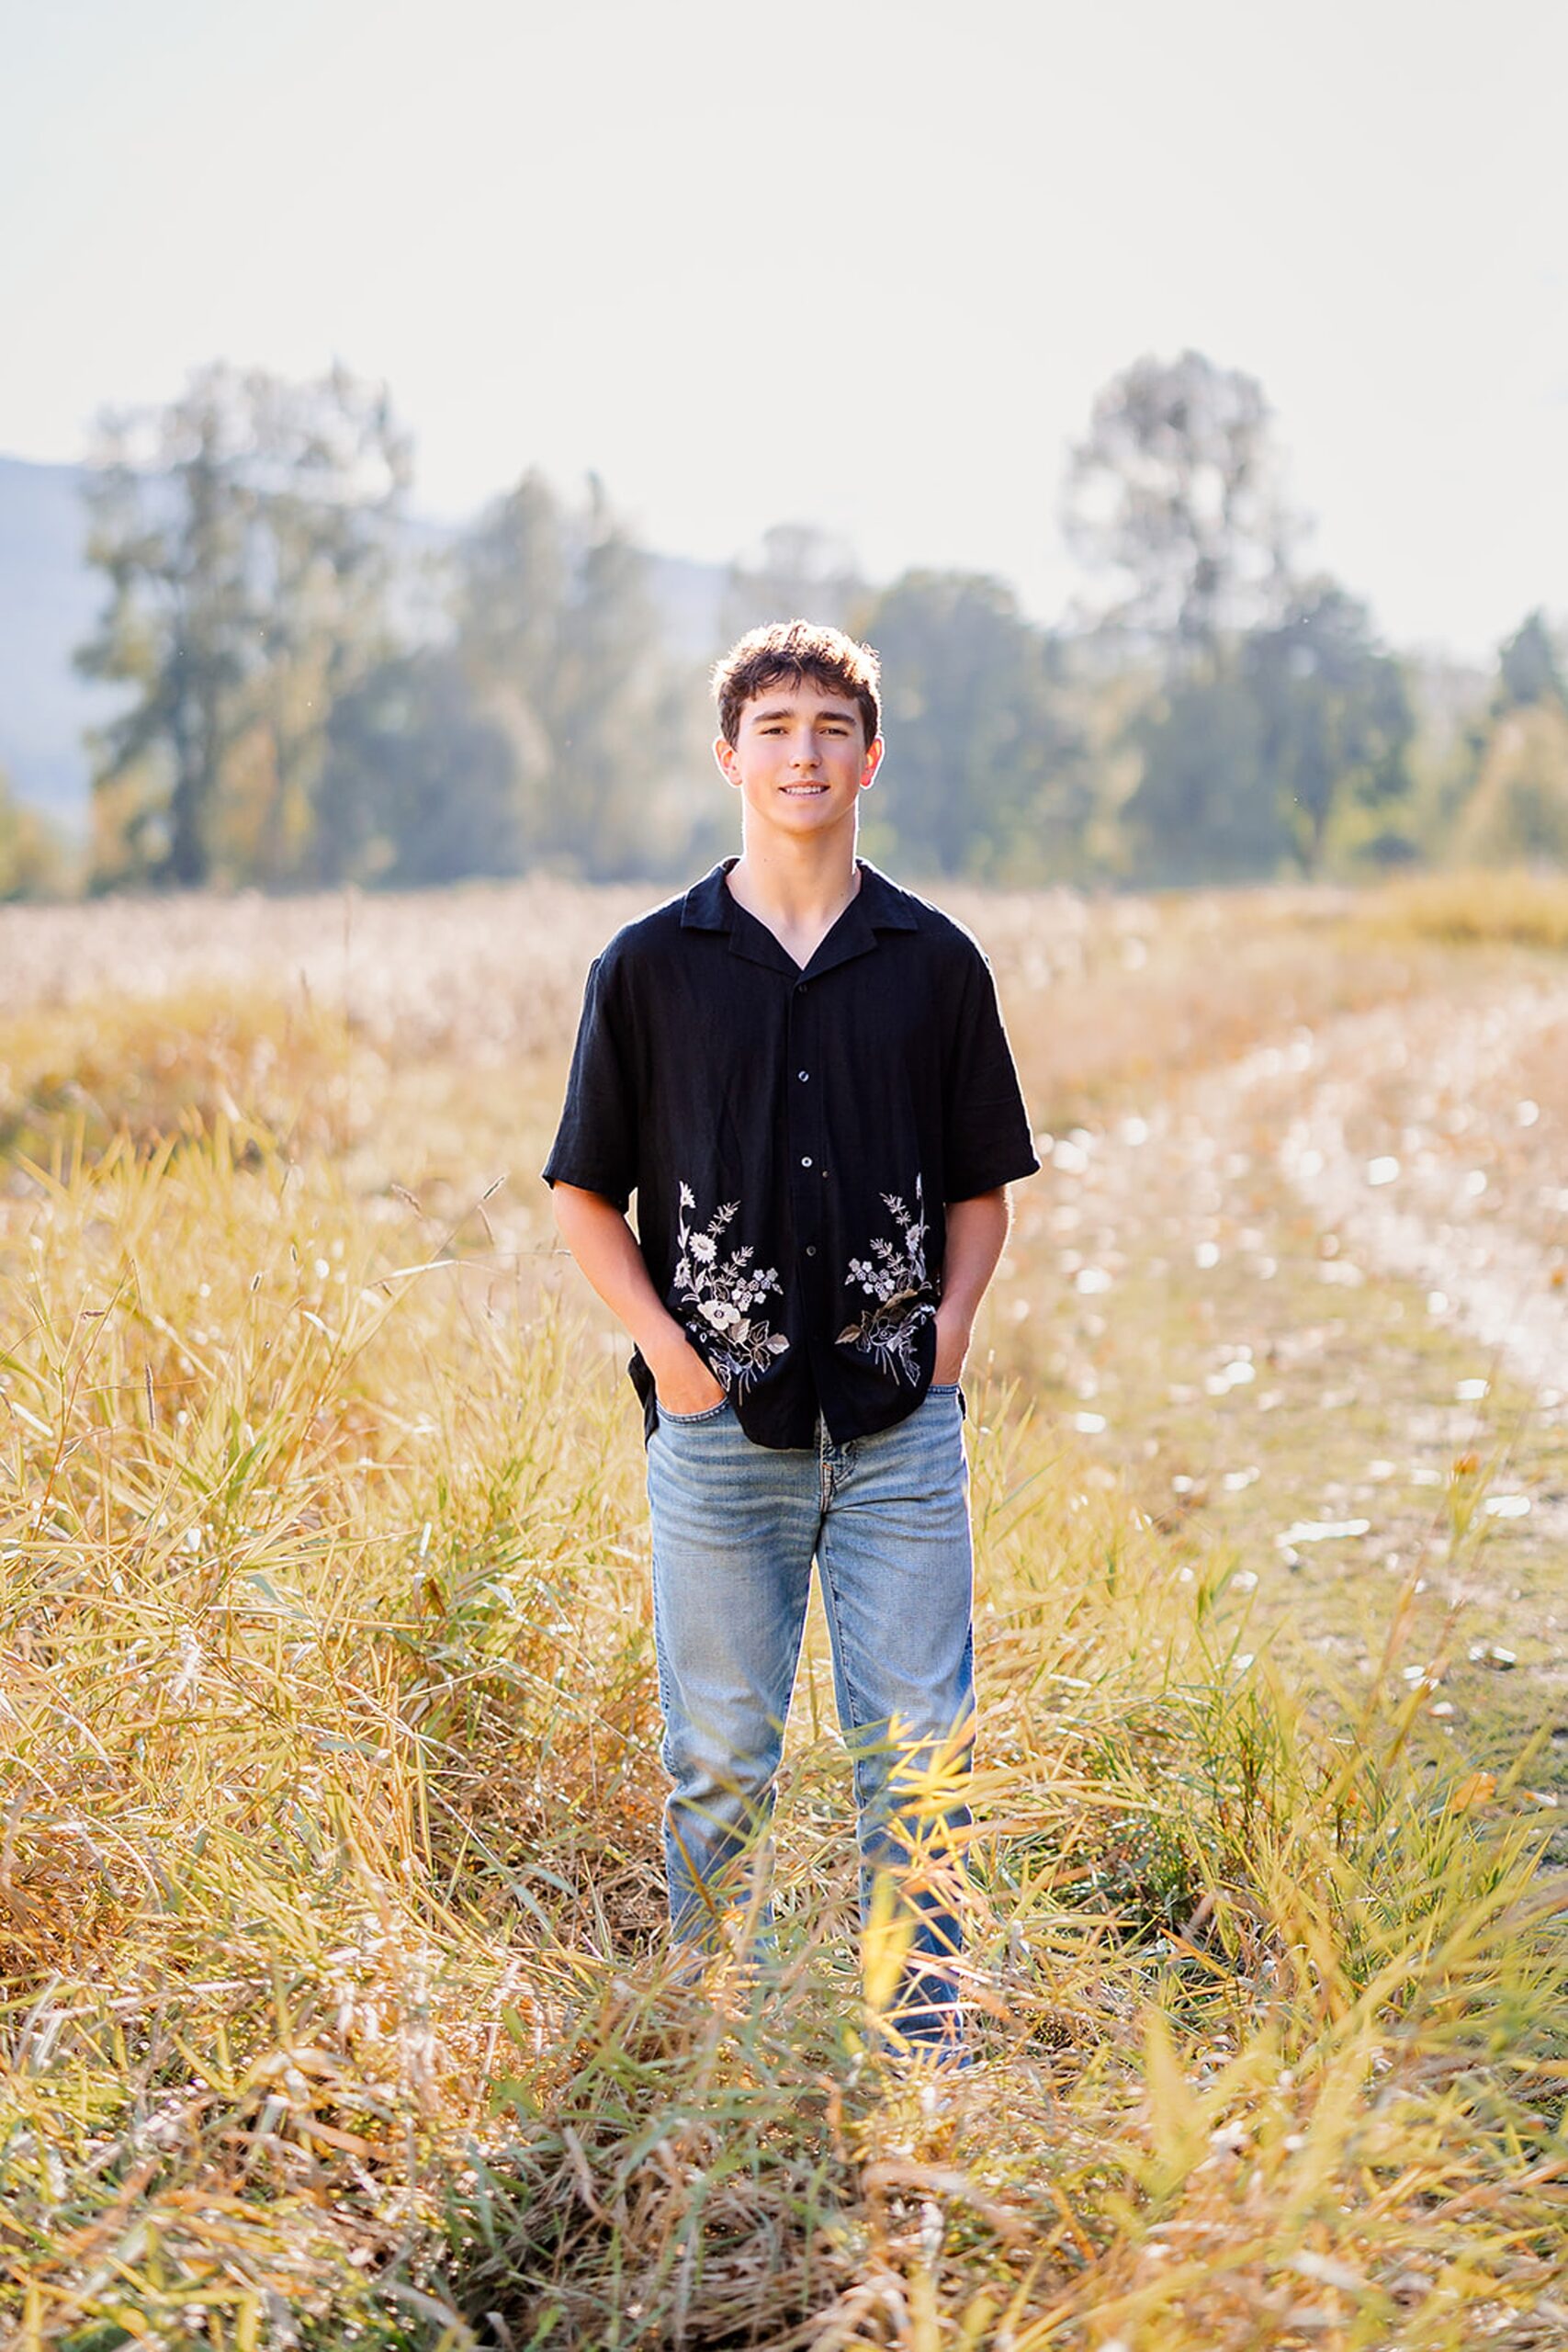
left=749, top=702, right=857, bottom=723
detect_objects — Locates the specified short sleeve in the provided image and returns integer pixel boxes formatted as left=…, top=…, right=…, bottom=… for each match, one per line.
left=542, top=954, right=638, bottom=1210
left=942, top=945, right=1040, bottom=1201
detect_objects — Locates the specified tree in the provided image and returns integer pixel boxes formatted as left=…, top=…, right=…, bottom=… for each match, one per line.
left=454, top=472, right=680, bottom=877
left=1454, top=702, right=1568, bottom=866
left=1120, top=585, right=1416, bottom=881
left=1495, top=609, right=1567, bottom=714
left=452, top=469, right=566, bottom=755
left=719, top=524, right=864, bottom=642
left=1444, top=613, right=1568, bottom=868
left=78, top=373, right=254, bottom=887
left=1242, top=585, right=1416, bottom=872
left=852, top=571, right=1090, bottom=879
left=76, top=361, right=409, bottom=888
left=1121, top=663, right=1283, bottom=884
left=1064, top=349, right=1300, bottom=662
left=312, top=649, right=518, bottom=887
left=0, top=768, right=66, bottom=900
left=550, top=486, right=679, bottom=875
left=1457, top=706, right=1568, bottom=875
left=219, top=367, right=411, bottom=884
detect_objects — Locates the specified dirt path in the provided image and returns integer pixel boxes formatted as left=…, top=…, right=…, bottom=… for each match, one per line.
left=1239, top=980, right=1568, bottom=1394
left=997, top=970, right=1568, bottom=1839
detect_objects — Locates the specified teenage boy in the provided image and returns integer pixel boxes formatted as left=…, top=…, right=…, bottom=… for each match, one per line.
left=544, top=620, right=1037, bottom=2050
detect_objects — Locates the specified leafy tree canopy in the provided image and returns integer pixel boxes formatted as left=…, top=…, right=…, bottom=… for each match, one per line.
left=1243, top=584, right=1416, bottom=872
left=720, top=524, right=864, bottom=644
left=1456, top=700, right=1568, bottom=867
left=77, top=361, right=408, bottom=889
left=1064, top=349, right=1301, bottom=661
left=0, top=767, right=67, bottom=900
left=314, top=649, right=519, bottom=889
left=1495, top=610, right=1567, bottom=714
left=454, top=471, right=680, bottom=879
left=854, top=571, right=1090, bottom=881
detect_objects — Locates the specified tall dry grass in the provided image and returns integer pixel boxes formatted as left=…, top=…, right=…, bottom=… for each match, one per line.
left=1, top=882, right=1564, bottom=2347
left=1365, top=869, right=1568, bottom=955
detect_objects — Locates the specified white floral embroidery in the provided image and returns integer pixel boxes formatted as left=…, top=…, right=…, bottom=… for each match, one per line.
left=672, top=1182, right=790, bottom=1388
left=837, top=1176, right=938, bottom=1384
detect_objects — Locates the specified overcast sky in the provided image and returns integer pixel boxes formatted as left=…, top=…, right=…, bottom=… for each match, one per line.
left=5, top=0, right=1565, bottom=661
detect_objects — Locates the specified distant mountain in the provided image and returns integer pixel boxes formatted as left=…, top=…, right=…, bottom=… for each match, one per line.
left=0, top=457, right=123, bottom=827
left=0, top=453, right=729, bottom=833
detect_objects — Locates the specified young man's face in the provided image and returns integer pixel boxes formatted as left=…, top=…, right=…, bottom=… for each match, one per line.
left=714, top=677, right=883, bottom=845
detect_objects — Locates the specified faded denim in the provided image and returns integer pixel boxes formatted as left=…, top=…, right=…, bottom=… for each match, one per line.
left=645, top=1384, right=975, bottom=2046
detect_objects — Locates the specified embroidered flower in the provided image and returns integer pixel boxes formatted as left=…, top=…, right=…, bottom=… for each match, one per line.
left=837, top=1177, right=937, bottom=1384
left=672, top=1182, right=790, bottom=1388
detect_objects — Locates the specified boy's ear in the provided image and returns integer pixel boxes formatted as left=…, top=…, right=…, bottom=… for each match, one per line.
left=860, top=735, right=885, bottom=789
left=714, top=733, right=741, bottom=788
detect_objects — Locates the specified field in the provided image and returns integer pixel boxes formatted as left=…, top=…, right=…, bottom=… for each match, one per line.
left=2, top=872, right=1566, bottom=2350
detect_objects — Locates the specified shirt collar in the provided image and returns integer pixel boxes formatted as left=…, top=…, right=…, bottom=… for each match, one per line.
left=680, top=860, right=918, bottom=974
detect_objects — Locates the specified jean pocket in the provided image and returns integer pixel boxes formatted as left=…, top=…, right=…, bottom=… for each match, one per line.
left=926, top=1382, right=966, bottom=1419
left=657, top=1396, right=729, bottom=1426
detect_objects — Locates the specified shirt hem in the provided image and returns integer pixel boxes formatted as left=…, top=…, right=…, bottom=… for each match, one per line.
left=944, top=1150, right=1042, bottom=1200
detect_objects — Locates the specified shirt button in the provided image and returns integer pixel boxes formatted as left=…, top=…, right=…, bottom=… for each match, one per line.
left=800, top=1155, right=813, bottom=1168
left=806, top=1244, right=818, bottom=1258
left=797, top=1069, right=809, bottom=1081
left=795, top=980, right=807, bottom=994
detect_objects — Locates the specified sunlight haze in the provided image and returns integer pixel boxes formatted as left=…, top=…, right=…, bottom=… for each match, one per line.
left=4, top=0, right=1565, bottom=657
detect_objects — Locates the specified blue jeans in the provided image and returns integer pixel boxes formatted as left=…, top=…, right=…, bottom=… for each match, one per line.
left=645, top=1385, right=976, bottom=2047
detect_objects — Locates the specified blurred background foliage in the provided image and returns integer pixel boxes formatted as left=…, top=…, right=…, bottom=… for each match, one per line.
left=4, top=348, right=1561, bottom=898
left=0, top=764, right=66, bottom=901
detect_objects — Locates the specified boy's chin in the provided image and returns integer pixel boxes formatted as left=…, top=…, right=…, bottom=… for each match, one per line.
left=761, top=797, right=849, bottom=829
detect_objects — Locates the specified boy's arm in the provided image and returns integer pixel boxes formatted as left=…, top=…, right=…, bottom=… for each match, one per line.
left=550, top=1182, right=726, bottom=1415
left=933, top=1187, right=1011, bottom=1385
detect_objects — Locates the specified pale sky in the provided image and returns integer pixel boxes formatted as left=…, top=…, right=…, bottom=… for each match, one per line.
left=5, top=0, right=1565, bottom=661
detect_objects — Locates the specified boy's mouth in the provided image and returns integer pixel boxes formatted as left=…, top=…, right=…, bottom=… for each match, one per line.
left=781, top=784, right=829, bottom=797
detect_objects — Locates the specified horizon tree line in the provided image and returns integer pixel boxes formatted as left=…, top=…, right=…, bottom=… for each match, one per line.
left=0, top=349, right=1562, bottom=900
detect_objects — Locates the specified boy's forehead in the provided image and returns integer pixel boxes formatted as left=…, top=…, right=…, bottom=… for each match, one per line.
left=739, top=679, right=861, bottom=724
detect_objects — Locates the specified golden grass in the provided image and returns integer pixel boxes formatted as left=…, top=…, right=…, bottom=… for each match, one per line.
left=0, top=879, right=648, bottom=1041
left=1367, top=869, right=1568, bottom=953
left=1, top=883, right=1565, bottom=2348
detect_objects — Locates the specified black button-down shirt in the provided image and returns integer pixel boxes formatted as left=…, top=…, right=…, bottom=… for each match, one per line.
left=543, top=858, right=1039, bottom=1448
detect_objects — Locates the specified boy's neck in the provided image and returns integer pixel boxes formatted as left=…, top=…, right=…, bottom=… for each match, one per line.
left=724, top=828, right=863, bottom=966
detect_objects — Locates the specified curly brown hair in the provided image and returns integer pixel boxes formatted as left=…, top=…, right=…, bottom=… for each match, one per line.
left=711, top=619, right=881, bottom=749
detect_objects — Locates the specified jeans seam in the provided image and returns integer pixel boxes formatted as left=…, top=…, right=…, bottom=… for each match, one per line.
left=814, top=1521, right=870, bottom=1736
